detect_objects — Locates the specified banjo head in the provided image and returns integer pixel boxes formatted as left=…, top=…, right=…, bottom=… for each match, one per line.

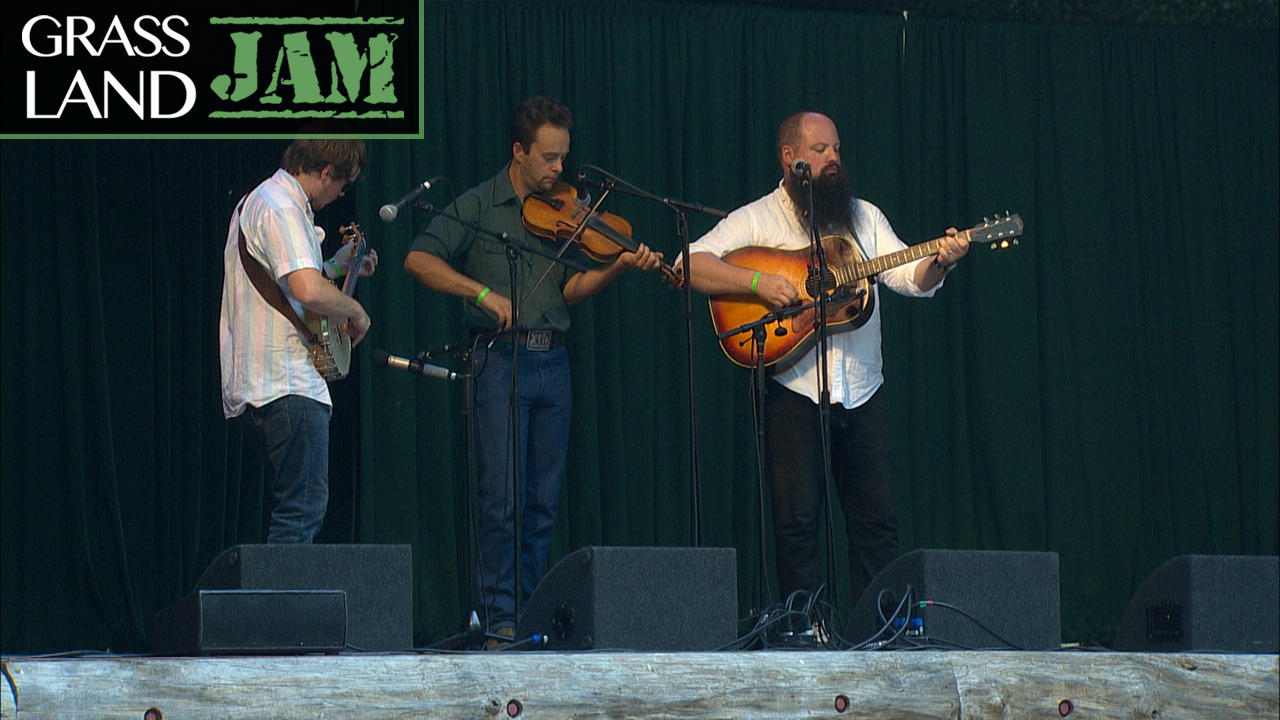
left=309, top=317, right=352, bottom=382
left=330, top=328, right=352, bottom=379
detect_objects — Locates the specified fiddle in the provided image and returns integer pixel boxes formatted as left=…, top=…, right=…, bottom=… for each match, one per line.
left=522, top=181, right=684, bottom=289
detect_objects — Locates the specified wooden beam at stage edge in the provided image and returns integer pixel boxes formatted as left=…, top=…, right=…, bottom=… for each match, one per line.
left=2, top=650, right=1277, bottom=719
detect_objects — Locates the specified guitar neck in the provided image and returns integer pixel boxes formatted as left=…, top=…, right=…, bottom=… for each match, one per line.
left=825, top=213, right=1021, bottom=288
left=835, top=237, right=944, bottom=284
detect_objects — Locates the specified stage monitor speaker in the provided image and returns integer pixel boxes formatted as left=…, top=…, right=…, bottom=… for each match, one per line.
left=515, top=546, right=738, bottom=651
left=1113, top=554, right=1278, bottom=653
left=844, top=548, right=1061, bottom=650
left=190, top=543, right=412, bottom=652
left=154, top=590, right=347, bottom=655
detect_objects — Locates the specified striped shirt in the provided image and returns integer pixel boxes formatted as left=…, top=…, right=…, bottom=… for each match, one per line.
left=220, top=169, right=330, bottom=418
left=689, top=182, right=939, bottom=409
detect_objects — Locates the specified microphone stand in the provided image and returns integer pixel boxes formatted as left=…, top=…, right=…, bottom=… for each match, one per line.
left=415, top=202, right=586, bottom=640
left=373, top=334, right=482, bottom=651
left=798, top=168, right=841, bottom=616
left=579, top=166, right=726, bottom=546
left=407, top=337, right=480, bottom=649
left=715, top=302, right=808, bottom=611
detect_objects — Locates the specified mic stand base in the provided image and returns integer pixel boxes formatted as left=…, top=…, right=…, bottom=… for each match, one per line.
left=426, top=611, right=487, bottom=651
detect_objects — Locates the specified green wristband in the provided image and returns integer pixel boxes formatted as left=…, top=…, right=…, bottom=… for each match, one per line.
left=750, top=271, right=762, bottom=294
left=475, top=287, right=492, bottom=306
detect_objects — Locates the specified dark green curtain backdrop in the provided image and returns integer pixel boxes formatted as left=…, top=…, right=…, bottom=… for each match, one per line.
left=2, top=1, right=1276, bottom=653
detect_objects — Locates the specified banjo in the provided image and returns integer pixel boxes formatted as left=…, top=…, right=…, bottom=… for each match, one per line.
left=305, top=223, right=368, bottom=381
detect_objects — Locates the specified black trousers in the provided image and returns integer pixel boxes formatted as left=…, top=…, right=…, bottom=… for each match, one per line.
left=762, top=382, right=898, bottom=604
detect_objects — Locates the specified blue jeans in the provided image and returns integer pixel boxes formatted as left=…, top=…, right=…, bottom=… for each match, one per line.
left=471, top=343, right=572, bottom=629
left=247, top=395, right=332, bottom=544
left=763, top=384, right=897, bottom=603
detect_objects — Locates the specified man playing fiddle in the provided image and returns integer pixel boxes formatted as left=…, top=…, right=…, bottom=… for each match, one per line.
left=404, top=96, right=660, bottom=647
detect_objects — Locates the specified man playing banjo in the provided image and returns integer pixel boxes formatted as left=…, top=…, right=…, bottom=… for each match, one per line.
left=219, top=138, right=377, bottom=544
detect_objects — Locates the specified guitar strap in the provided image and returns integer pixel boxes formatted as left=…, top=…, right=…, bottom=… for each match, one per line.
left=844, top=212, right=871, bottom=267
left=234, top=197, right=319, bottom=344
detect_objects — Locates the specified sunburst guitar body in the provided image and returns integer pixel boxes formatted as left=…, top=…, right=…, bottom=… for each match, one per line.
left=708, top=214, right=1023, bottom=367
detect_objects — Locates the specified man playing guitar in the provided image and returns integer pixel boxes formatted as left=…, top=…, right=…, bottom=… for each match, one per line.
left=685, top=111, right=969, bottom=606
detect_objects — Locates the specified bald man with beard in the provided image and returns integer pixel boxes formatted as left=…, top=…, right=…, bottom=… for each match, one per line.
left=687, top=111, right=969, bottom=606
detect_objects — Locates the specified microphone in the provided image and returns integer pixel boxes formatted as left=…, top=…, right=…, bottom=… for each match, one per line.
left=575, top=167, right=591, bottom=207
left=790, top=158, right=811, bottom=177
left=371, top=349, right=460, bottom=381
left=379, top=177, right=442, bottom=222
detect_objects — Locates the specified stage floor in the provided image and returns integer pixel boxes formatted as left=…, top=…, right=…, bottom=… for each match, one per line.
left=3, top=650, right=1277, bottom=719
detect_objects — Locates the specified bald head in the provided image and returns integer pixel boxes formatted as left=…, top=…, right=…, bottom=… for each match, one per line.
left=777, top=111, right=842, bottom=183
left=777, top=112, right=837, bottom=167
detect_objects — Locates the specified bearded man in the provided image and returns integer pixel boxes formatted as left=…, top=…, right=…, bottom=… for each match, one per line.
left=686, top=111, right=969, bottom=605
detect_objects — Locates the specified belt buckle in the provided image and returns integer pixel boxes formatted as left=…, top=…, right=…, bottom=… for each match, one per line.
left=524, top=330, right=552, bottom=351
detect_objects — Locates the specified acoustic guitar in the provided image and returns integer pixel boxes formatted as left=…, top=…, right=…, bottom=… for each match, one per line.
left=306, top=223, right=369, bottom=381
left=708, top=213, right=1023, bottom=368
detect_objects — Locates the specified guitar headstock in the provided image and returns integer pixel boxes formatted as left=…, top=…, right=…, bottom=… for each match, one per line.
left=968, top=212, right=1023, bottom=249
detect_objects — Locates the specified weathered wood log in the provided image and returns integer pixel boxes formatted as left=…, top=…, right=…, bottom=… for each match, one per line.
left=2, top=651, right=1276, bottom=719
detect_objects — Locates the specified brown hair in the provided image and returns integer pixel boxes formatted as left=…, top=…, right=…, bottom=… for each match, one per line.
left=281, top=139, right=368, bottom=182
left=509, top=96, right=574, bottom=151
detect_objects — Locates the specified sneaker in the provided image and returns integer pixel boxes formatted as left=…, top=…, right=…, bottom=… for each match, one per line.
left=485, top=626, right=515, bottom=651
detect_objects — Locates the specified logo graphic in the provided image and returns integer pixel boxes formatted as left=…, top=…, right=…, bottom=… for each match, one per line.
left=1, top=2, right=424, bottom=138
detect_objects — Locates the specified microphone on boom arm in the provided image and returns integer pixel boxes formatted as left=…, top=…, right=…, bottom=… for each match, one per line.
left=379, top=177, right=444, bottom=222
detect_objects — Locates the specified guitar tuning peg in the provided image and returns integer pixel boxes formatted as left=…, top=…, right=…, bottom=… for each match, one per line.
left=984, top=216, right=990, bottom=223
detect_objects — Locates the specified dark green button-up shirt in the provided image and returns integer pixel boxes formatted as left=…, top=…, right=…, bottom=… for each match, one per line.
left=410, top=166, right=578, bottom=332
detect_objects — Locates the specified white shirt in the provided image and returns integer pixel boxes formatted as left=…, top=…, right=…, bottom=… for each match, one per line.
left=219, top=169, right=330, bottom=418
left=689, top=182, right=939, bottom=408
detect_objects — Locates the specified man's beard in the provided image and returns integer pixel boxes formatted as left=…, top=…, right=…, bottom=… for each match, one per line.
left=786, top=163, right=855, bottom=236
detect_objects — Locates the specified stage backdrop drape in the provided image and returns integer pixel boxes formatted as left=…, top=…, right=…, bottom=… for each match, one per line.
left=2, top=1, right=1276, bottom=653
